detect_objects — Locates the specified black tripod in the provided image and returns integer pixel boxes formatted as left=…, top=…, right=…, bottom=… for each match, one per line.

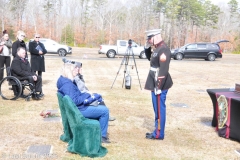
left=111, top=43, right=142, bottom=90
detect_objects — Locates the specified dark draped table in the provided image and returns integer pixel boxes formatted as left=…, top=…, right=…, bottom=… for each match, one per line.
left=206, top=88, right=240, bottom=142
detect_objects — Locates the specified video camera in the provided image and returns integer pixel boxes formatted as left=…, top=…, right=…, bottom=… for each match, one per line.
left=128, top=39, right=132, bottom=47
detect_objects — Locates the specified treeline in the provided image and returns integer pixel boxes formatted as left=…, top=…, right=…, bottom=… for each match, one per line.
left=0, top=0, right=239, bottom=52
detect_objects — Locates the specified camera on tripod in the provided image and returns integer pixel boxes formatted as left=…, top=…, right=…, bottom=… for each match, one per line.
left=128, top=39, right=132, bottom=48
left=111, top=39, right=142, bottom=90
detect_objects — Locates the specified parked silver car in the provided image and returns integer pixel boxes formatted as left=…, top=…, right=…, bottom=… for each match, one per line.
left=26, top=38, right=72, bottom=56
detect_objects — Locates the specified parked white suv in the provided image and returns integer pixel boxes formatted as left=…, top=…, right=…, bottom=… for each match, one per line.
left=27, top=38, right=72, bottom=56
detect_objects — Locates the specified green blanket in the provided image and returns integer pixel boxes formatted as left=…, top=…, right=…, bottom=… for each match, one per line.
left=57, top=93, right=108, bottom=157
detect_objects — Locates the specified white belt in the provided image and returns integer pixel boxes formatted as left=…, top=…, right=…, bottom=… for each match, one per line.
left=150, top=67, right=158, bottom=71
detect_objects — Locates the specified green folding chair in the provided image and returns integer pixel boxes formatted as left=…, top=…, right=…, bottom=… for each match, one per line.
left=57, top=92, right=73, bottom=142
left=59, top=94, right=107, bottom=157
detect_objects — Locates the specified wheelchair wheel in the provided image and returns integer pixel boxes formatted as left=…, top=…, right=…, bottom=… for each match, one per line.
left=0, top=76, right=22, bottom=100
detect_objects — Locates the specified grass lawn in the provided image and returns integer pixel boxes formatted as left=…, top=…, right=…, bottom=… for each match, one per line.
left=0, top=48, right=239, bottom=160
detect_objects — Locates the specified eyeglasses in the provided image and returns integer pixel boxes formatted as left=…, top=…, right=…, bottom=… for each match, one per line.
left=21, top=35, right=25, bottom=37
left=35, top=37, right=40, bottom=38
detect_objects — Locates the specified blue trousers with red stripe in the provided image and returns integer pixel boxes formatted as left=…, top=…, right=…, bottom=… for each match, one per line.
left=151, top=90, right=168, bottom=139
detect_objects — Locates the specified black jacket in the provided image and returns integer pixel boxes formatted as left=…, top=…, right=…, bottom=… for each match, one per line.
left=144, top=41, right=173, bottom=91
left=29, top=40, right=47, bottom=72
left=12, top=39, right=27, bottom=58
left=11, top=56, right=36, bottom=81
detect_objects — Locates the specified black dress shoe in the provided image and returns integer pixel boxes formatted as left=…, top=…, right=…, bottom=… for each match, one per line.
left=32, top=94, right=40, bottom=100
left=37, top=92, right=44, bottom=98
left=102, top=137, right=111, bottom=143
left=146, top=134, right=164, bottom=140
left=146, top=132, right=152, bottom=136
left=109, top=116, right=116, bottom=121
left=32, top=96, right=40, bottom=100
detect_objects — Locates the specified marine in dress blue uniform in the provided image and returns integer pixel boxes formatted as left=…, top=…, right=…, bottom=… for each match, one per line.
left=144, top=29, right=173, bottom=140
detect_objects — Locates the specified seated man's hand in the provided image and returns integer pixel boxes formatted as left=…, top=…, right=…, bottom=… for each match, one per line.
left=32, top=75, right=37, bottom=81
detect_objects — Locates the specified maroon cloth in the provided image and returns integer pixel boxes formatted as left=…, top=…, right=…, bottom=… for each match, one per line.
left=215, top=92, right=240, bottom=138
left=207, top=88, right=240, bottom=142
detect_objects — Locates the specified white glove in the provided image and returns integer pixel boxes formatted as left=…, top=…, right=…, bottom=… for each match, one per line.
left=145, top=41, right=152, bottom=49
left=154, top=88, right=161, bottom=95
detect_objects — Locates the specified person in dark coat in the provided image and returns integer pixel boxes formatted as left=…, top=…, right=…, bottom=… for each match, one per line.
left=11, top=47, right=44, bottom=100
left=144, top=29, right=173, bottom=140
left=29, top=33, right=47, bottom=77
left=12, top=30, right=27, bottom=58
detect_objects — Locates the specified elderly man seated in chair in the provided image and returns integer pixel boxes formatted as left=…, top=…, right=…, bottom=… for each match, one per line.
left=11, top=47, right=44, bottom=100
left=57, top=62, right=111, bottom=143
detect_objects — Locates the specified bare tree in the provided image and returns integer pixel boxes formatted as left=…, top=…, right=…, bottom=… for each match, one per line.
left=0, top=0, right=238, bottom=51
left=9, top=0, right=28, bottom=30
left=0, top=0, right=10, bottom=31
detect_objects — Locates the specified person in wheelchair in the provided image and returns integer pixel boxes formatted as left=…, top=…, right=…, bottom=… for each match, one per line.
left=11, top=47, right=44, bottom=100
left=57, top=63, right=111, bottom=143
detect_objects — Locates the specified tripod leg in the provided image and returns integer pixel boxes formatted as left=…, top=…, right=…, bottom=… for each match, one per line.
left=131, top=51, right=142, bottom=90
left=111, top=56, right=126, bottom=89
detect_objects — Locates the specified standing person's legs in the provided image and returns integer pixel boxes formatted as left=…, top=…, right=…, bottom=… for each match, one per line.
left=148, top=90, right=168, bottom=139
left=34, top=76, right=42, bottom=93
left=37, top=71, right=42, bottom=77
left=5, top=56, right=11, bottom=76
left=158, top=90, right=168, bottom=138
left=33, top=71, right=42, bottom=77
left=34, top=71, right=42, bottom=77
left=81, top=105, right=109, bottom=138
left=0, top=56, right=5, bottom=81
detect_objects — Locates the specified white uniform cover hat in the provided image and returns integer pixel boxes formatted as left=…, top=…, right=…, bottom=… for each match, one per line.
left=144, top=29, right=162, bottom=49
left=145, top=29, right=162, bottom=39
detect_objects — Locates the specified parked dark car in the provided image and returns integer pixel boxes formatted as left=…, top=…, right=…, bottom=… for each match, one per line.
left=171, top=40, right=229, bottom=61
